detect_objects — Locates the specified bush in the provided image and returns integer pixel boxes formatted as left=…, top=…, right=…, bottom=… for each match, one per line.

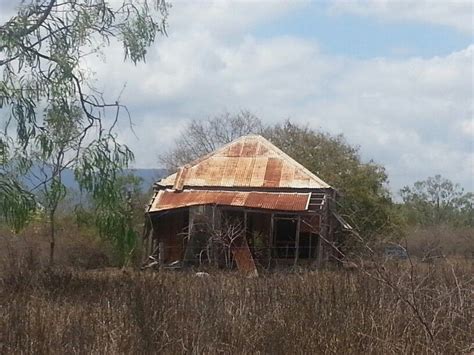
left=0, top=217, right=112, bottom=272
left=406, top=225, right=474, bottom=259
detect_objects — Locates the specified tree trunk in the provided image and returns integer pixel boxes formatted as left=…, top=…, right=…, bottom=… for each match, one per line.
left=49, top=211, right=55, bottom=266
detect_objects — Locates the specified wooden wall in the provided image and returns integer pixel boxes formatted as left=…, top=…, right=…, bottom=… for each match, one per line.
left=152, top=209, right=189, bottom=263
left=151, top=206, right=331, bottom=266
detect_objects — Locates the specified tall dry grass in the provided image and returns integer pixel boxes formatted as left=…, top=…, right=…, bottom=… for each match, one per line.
left=0, top=254, right=472, bottom=354
left=406, top=225, right=474, bottom=259
left=0, top=218, right=112, bottom=270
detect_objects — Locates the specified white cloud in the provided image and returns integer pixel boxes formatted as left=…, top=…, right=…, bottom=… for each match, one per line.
left=169, top=0, right=307, bottom=38
left=2, top=1, right=471, bottom=192
left=330, top=0, right=473, bottom=35
left=460, top=119, right=474, bottom=137
left=76, top=1, right=474, bottom=193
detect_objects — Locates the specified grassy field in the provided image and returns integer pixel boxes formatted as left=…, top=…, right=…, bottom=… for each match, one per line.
left=0, top=252, right=472, bottom=354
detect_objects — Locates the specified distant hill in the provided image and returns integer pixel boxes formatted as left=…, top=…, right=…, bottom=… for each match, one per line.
left=130, top=168, right=168, bottom=191
left=24, top=167, right=168, bottom=192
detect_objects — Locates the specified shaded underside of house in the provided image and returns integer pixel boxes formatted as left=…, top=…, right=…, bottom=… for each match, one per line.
left=144, top=135, right=350, bottom=272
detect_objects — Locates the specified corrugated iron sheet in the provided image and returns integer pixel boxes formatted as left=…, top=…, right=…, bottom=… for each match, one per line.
left=148, top=189, right=312, bottom=213
left=158, top=135, right=330, bottom=189
left=232, top=236, right=258, bottom=277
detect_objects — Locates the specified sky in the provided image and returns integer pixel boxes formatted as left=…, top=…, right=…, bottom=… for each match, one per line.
left=1, top=0, right=473, bottom=194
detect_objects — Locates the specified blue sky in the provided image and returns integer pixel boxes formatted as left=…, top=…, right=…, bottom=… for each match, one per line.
left=253, top=2, right=472, bottom=59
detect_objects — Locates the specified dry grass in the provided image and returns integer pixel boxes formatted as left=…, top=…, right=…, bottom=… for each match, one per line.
left=1, top=222, right=472, bottom=354
left=0, top=219, right=112, bottom=270
left=406, top=225, right=474, bottom=259
left=0, top=254, right=472, bottom=354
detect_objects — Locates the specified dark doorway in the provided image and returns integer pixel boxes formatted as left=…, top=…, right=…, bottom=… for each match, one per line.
left=273, top=218, right=297, bottom=258
left=298, top=233, right=317, bottom=259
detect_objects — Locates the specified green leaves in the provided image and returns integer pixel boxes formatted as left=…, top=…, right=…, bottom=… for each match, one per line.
left=121, top=0, right=169, bottom=64
left=0, top=1, right=168, bottom=263
left=0, top=174, right=36, bottom=232
left=264, top=120, right=403, bottom=239
left=400, top=175, right=473, bottom=227
left=0, top=134, right=36, bottom=231
left=0, top=138, right=7, bottom=166
left=122, top=12, right=156, bottom=63
left=75, top=136, right=137, bottom=264
left=75, top=136, right=134, bottom=197
left=0, top=0, right=169, bottom=156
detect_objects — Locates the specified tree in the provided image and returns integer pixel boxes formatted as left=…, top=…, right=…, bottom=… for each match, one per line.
left=159, top=110, right=263, bottom=171
left=90, top=173, right=146, bottom=265
left=400, top=175, right=473, bottom=227
left=0, top=0, right=169, bottom=264
left=31, top=103, right=82, bottom=265
left=264, top=121, right=403, bottom=239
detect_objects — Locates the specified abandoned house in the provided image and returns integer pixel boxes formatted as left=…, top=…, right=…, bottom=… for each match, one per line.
left=144, top=135, right=351, bottom=273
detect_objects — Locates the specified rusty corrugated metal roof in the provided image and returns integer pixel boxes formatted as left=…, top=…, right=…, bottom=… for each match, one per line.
left=148, top=189, right=312, bottom=212
left=158, top=135, right=330, bottom=189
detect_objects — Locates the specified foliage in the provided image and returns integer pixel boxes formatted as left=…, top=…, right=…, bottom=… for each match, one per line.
left=75, top=142, right=141, bottom=265
left=29, top=103, right=83, bottom=264
left=0, top=135, right=36, bottom=231
left=0, top=174, right=36, bottom=232
left=400, top=175, right=473, bottom=227
left=264, top=121, right=404, bottom=239
left=0, top=0, right=169, bottom=147
left=159, top=110, right=263, bottom=171
left=0, top=0, right=169, bottom=262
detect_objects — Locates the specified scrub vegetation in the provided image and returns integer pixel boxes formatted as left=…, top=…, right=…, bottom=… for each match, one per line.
left=0, top=250, right=472, bottom=354
left=1, top=220, right=473, bottom=354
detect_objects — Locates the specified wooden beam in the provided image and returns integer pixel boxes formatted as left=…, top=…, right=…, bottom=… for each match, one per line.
left=211, top=205, right=217, bottom=266
left=315, top=235, right=322, bottom=267
left=141, top=220, right=152, bottom=264
left=147, top=226, right=154, bottom=258
left=269, top=213, right=274, bottom=259
left=158, top=241, right=165, bottom=270
left=294, top=216, right=301, bottom=266
left=183, top=208, right=195, bottom=266
left=244, top=210, right=248, bottom=237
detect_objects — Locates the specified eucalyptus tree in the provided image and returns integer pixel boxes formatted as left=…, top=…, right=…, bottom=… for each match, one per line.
left=0, top=0, right=169, bottom=264
left=29, top=103, right=82, bottom=264
left=400, top=175, right=473, bottom=227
